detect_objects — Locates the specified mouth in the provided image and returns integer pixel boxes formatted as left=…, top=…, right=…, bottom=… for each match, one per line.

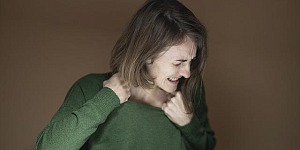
left=167, top=77, right=180, bottom=84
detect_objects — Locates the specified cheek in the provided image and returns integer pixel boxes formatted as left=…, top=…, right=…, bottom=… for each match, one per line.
left=146, top=64, right=158, bottom=77
left=149, top=61, right=177, bottom=80
left=160, top=67, right=178, bottom=79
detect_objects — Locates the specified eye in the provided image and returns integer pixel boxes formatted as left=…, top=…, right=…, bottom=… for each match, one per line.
left=173, top=62, right=181, bottom=66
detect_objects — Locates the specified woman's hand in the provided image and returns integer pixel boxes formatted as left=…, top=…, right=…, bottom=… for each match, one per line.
left=103, top=73, right=131, bottom=104
left=162, top=92, right=193, bottom=126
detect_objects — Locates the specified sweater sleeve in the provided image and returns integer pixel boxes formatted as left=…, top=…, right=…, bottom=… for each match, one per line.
left=35, top=75, right=120, bottom=150
left=178, top=80, right=216, bottom=150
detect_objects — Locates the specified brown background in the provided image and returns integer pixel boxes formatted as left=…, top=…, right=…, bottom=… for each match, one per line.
left=1, top=0, right=299, bottom=149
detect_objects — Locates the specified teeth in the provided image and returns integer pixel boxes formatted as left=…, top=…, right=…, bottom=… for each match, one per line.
left=168, top=77, right=178, bottom=81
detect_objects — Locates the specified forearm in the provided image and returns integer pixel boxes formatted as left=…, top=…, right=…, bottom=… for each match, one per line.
left=35, top=88, right=120, bottom=150
left=179, top=115, right=216, bottom=150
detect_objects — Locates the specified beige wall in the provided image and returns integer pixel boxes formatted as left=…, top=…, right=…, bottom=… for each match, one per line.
left=1, top=0, right=299, bottom=149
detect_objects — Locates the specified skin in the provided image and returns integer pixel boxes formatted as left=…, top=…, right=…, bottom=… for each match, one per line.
left=103, top=73, right=130, bottom=104
left=104, top=36, right=196, bottom=126
left=146, top=36, right=196, bottom=94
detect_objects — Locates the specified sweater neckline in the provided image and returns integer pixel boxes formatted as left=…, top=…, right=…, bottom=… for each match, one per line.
left=126, top=100, right=163, bottom=111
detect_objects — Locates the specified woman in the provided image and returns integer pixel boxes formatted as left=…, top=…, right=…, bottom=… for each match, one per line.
left=35, top=0, right=216, bottom=149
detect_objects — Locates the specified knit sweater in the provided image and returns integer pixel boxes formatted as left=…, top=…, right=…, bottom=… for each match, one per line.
left=35, top=73, right=216, bottom=150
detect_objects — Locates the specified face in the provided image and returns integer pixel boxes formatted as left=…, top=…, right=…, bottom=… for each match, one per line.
left=146, top=37, right=197, bottom=93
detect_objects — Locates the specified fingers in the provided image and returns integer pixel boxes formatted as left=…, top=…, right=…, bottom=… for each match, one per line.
left=166, top=93, right=174, bottom=100
left=166, top=92, right=184, bottom=109
left=161, top=102, right=167, bottom=111
left=161, top=100, right=176, bottom=115
left=161, top=101, right=174, bottom=121
left=103, top=73, right=131, bottom=104
left=161, top=91, right=193, bottom=126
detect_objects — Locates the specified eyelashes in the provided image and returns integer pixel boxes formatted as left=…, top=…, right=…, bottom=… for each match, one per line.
left=173, top=63, right=182, bottom=66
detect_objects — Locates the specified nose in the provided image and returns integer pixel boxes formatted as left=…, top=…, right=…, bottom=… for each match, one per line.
left=180, top=64, right=191, bottom=78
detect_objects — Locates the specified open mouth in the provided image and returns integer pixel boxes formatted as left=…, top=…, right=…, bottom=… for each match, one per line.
left=168, top=77, right=179, bottom=83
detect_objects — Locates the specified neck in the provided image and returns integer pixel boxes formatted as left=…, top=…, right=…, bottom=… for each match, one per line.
left=130, top=86, right=168, bottom=108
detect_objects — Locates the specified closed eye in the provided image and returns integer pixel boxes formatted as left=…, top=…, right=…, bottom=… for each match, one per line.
left=173, top=62, right=182, bottom=66
left=174, top=59, right=189, bottom=65
left=174, top=59, right=194, bottom=67
left=176, top=60, right=188, bottom=63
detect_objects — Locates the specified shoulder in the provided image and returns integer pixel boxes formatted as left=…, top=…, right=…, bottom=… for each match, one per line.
left=77, top=72, right=112, bottom=85
left=74, top=72, right=113, bottom=100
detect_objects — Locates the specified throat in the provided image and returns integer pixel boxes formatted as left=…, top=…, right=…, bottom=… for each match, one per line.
left=130, top=86, right=168, bottom=108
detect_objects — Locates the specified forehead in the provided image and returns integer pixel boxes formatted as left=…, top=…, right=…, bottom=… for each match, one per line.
left=160, top=37, right=197, bottom=59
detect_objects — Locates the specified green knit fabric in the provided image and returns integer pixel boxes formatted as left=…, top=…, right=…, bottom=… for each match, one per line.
left=35, top=73, right=216, bottom=150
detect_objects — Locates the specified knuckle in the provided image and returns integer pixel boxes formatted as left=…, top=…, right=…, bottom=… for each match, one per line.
left=175, top=91, right=182, bottom=97
left=170, top=97, right=176, bottom=102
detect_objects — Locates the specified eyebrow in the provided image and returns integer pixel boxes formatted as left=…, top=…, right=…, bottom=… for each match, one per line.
left=175, top=57, right=195, bottom=62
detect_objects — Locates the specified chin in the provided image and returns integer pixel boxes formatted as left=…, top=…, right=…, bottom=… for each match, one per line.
left=156, top=82, right=178, bottom=93
left=162, top=87, right=177, bottom=94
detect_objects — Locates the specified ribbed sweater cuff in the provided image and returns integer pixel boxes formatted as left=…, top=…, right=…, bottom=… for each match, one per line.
left=178, top=115, right=203, bottom=137
left=85, top=87, right=120, bottom=120
left=95, top=87, right=120, bottom=107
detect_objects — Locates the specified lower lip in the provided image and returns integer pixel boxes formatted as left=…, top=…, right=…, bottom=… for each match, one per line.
left=168, top=79, right=179, bottom=85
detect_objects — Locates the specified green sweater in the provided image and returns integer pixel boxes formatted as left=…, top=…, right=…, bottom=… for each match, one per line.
left=35, top=73, right=216, bottom=150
